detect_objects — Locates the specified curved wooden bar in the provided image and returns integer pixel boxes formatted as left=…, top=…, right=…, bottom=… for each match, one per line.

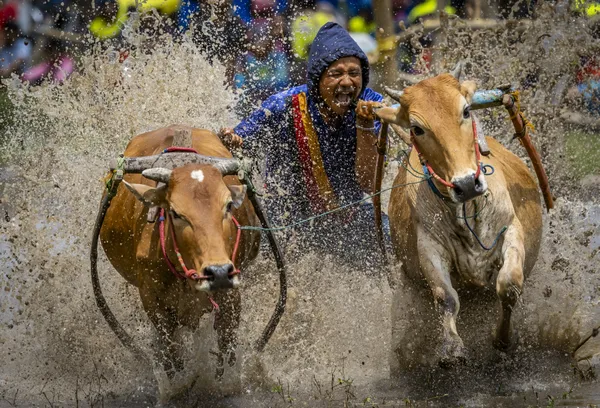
left=109, top=153, right=242, bottom=176
left=502, top=94, right=554, bottom=212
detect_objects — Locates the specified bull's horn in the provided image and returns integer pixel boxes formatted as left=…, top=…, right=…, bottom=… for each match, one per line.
left=384, top=86, right=404, bottom=102
left=142, top=168, right=172, bottom=183
left=450, top=61, right=463, bottom=81
left=212, top=159, right=240, bottom=176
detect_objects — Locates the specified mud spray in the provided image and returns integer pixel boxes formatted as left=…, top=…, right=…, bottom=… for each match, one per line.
left=0, top=7, right=599, bottom=408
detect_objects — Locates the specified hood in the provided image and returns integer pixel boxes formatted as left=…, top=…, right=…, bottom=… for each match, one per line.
left=306, top=22, right=370, bottom=101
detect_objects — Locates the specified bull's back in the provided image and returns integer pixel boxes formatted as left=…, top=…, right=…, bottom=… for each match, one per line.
left=99, top=126, right=258, bottom=287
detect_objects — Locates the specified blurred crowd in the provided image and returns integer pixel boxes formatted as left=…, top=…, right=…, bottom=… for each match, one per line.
left=0, top=0, right=598, bottom=113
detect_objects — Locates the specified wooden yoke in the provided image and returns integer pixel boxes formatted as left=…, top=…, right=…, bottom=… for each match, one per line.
left=373, top=122, right=389, bottom=264
left=502, top=94, right=554, bottom=212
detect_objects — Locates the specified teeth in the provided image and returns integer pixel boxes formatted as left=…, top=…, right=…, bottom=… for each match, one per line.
left=335, top=93, right=351, bottom=105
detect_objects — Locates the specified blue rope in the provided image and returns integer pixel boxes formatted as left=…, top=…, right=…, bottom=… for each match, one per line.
left=461, top=201, right=507, bottom=251
left=238, top=178, right=428, bottom=232
left=481, top=164, right=495, bottom=175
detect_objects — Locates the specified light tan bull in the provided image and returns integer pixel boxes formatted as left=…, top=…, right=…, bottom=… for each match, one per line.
left=377, top=74, right=543, bottom=366
left=100, top=125, right=260, bottom=378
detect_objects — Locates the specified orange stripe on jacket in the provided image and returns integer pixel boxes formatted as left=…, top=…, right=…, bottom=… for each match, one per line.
left=292, top=92, right=339, bottom=212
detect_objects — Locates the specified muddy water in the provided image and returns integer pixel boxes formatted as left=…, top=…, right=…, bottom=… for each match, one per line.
left=1, top=9, right=599, bottom=408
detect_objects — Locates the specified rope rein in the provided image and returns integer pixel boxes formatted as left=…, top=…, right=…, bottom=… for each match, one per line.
left=237, top=178, right=429, bottom=232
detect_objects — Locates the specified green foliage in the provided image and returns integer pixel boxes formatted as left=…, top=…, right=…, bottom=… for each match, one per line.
left=565, top=130, right=600, bottom=177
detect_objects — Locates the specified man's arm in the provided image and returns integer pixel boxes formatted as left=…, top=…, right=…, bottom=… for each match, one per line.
left=219, top=91, right=290, bottom=150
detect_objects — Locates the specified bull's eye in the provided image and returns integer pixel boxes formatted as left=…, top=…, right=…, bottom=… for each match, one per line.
left=226, top=201, right=234, bottom=213
left=171, top=209, right=182, bottom=220
left=463, top=105, right=471, bottom=119
left=411, top=126, right=425, bottom=136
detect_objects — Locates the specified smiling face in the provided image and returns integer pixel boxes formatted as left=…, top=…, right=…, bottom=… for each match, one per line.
left=318, top=56, right=363, bottom=116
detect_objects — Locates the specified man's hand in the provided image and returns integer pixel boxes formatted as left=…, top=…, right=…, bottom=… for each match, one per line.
left=356, top=100, right=383, bottom=122
left=218, top=128, right=243, bottom=149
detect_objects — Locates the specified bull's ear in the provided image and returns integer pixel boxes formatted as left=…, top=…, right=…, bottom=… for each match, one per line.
left=460, top=80, right=477, bottom=104
left=123, top=181, right=168, bottom=207
left=227, top=184, right=247, bottom=209
left=375, top=106, right=410, bottom=128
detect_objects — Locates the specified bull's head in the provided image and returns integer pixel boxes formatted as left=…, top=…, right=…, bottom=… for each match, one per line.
left=377, top=70, right=487, bottom=203
left=123, top=162, right=247, bottom=292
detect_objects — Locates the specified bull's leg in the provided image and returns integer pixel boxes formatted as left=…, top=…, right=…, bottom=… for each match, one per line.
left=212, top=289, right=241, bottom=379
left=418, top=236, right=465, bottom=367
left=494, top=222, right=525, bottom=351
left=139, top=286, right=183, bottom=378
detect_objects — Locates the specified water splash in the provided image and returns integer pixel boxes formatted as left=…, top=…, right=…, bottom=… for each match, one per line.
left=0, top=7, right=598, bottom=407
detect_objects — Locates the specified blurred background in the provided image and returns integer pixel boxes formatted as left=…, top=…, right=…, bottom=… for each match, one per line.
left=0, top=1, right=599, bottom=407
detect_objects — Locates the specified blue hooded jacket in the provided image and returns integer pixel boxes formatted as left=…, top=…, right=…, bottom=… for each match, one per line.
left=235, top=22, right=383, bottom=224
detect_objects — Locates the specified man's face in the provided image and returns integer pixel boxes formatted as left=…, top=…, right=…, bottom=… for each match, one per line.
left=319, top=56, right=363, bottom=115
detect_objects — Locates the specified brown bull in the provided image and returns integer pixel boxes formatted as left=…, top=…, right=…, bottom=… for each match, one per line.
left=100, top=125, right=260, bottom=377
left=377, top=74, right=543, bottom=366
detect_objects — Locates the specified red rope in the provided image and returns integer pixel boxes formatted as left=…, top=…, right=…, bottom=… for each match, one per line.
left=163, top=146, right=199, bottom=154
left=158, top=209, right=186, bottom=280
left=168, top=211, right=203, bottom=280
left=472, top=120, right=482, bottom=180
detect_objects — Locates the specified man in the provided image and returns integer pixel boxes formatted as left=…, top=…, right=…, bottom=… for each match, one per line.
left=221, top=22, right=385, bottom=267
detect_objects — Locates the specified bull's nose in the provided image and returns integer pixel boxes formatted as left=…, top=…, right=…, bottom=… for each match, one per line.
left=451, top=173, right=487, bottom=202
left=203, top=264, right=235, bottom=289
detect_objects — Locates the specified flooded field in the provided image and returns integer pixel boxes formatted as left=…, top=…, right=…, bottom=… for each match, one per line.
left=1, top=7, right=599, bottom=408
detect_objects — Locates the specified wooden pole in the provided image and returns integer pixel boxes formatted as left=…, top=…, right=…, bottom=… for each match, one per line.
left=474, top=0, right=482, bottom=19
left=373, top=123, right=389, bottom=264
left=371, top=0, right=395, bottom=265
left=502, top=94, right=554, bottom=212
left=372, top=0, right=397, bottom=88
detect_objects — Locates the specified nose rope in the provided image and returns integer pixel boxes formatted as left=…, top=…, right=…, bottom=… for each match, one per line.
left=411, top=119, right=482, bottom=190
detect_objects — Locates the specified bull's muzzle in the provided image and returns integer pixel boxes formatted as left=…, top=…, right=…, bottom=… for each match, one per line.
left=450, top=172, right=487, bottom=203
left=203, top=263, right=238, bottom=290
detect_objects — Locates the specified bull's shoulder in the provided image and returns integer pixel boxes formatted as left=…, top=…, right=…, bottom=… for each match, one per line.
left=486, top=137, right=537, bottom=186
